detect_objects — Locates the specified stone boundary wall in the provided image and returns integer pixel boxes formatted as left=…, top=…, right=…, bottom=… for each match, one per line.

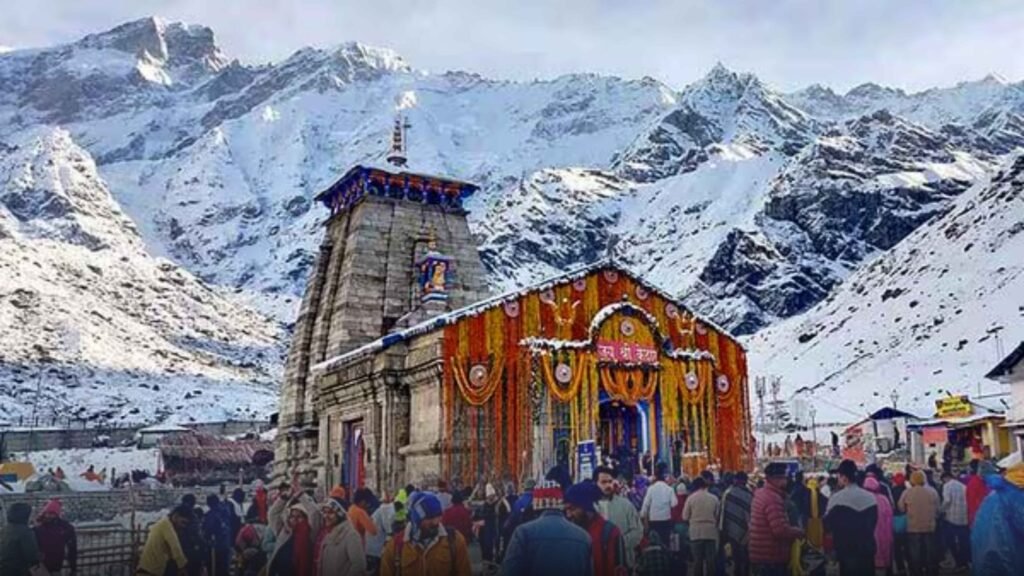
left=0, top=488, right=193, bottom=526
left=1, top=420, right=271, bottom=452
left=0, top=485, right=258, bottom=526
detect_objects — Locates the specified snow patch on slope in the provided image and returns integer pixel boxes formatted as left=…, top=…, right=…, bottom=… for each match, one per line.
left=746, top=152, right=1024, bottom=422
left=618, top=151, right=782, bottom=289
left=0, top=127, right=283, bottom=425
left=472, top=168, right=634, bottom=289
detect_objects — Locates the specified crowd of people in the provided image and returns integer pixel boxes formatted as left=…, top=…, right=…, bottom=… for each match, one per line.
left=1, top=457, right=1022, bottom=575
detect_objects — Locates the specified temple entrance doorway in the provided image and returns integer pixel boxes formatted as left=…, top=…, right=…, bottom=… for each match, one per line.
left=598, top=396, right=645, bottom=475
left=341, top=421, right=365, bottom=491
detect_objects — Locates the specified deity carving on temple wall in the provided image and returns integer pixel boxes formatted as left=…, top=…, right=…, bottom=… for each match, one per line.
left=426, top=260, right=448, bottom=293
left=417, top=240, right=454, bottom=302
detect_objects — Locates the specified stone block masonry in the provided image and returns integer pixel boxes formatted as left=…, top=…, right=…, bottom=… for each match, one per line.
left=275, top=189, right=490, bottom=485
left=1, top=488, right=191, bottom=526
left=0, top=485, right=262, bottom=527
left=0, top=420, right=271, bottom=453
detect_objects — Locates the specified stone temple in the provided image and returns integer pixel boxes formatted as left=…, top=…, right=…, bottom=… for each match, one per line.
left=275, top=119, right=752, bottom=492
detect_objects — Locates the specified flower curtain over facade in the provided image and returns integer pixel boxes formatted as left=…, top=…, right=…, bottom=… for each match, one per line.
left=441, top=268, right=751, bottom=485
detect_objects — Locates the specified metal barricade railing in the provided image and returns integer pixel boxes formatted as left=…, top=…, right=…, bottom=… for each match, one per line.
left=75, top=524, right=144, bottom=576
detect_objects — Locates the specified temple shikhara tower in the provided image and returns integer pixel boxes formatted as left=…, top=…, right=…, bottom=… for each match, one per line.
left=276, top=113, right=752, bottom=491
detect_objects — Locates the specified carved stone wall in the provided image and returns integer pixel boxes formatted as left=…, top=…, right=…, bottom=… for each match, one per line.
left=275, top=192, right=488, bottom=485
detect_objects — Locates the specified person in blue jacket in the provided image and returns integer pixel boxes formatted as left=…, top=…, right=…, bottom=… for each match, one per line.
left=971, top=464, right=1024, bottom=576
left=503, top=479, right=537, bottom=538
left=203, top=494, right=234, bottom=576
left=501, top=479, right=592, bottom=576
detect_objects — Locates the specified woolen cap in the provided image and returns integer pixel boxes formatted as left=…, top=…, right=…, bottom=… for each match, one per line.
left=532, top=479, right=564, bottom=510
left=836, top=459, right=859, bottom=480
left=764, top=462, right=788, bottom=478
left=409, top=492, right=442, bottom=525
left=564, top=482, right=601, bottom=511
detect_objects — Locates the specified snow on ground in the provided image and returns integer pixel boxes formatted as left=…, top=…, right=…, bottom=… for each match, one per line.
left=758, top=424, right=851, bottom=449
left=3, top=477, right=109, bottom=494
left=108, top=509, right=171, bottom=529
left=11, top=447, right=161, bottom=479
left=870, top=151, right=989, bottom=189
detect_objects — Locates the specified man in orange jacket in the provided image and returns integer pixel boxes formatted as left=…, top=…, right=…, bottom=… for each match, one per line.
left=380, top=492, right=472, bottom=576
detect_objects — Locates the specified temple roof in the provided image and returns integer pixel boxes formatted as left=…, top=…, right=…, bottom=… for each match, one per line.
left=315, top=164, right=479, bottom=216
left=311, top=259, right=740, bottom=374
left=866, top=406, right=921, bottom=421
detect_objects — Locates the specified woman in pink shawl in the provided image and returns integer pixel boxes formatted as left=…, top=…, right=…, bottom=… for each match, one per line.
left=864, top=477, right=893, bottom=573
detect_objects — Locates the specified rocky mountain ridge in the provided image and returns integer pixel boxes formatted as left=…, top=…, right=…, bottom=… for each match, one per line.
left=0, top=127, right=282, bottom=424
left=1, top=17, right=1021, bottom=421
left=747, top=152, right=1024, bottom=422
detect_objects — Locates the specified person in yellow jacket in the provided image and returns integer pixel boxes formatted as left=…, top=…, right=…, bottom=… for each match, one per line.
left=380, top=492, right=471, bottom=576
left=137, top=506, right=191, bottom=576
left=804, top=478, right=824, bottom=549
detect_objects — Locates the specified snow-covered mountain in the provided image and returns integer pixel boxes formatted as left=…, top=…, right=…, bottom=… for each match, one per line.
left=787, top=76, right=1024, bottom=160
left=746, top=152, right=1024, bottom=421
left=493, top=108, right=991, bottom=333
left=1, top=17, right=1021, bottom=423
left=471, top=168, right=634, bottom=288
left=0, top=127, right=282, bottom=425
left=614, top=64, right=816, bottom=182
left=787, top=75, right=1024, bottom=127
left=1, top=17, right=677, bottom=320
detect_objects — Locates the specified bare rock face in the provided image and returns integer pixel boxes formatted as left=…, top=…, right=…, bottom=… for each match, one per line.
left=613, top=64, right=816, bottom=182
left=746, top=152, right=1024, bottom=421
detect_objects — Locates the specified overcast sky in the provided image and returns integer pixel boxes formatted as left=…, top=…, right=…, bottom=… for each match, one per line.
left=2, top=1, right=1022, bottom=92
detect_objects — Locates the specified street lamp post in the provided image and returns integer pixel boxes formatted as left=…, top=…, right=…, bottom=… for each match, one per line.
left=755, top=377, right=766, bottom=460
left=809, top=405, right=818, bottom=471
left=771, top=377, right=782, bottom=432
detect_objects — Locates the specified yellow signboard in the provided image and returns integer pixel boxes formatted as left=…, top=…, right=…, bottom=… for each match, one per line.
left=935, top=395, right=973, bottom=418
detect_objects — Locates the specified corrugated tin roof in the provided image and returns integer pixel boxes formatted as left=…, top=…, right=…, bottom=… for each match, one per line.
left=986, top=341, right=1024, bottom=380
left=907, top=412, right=1005, bottom=429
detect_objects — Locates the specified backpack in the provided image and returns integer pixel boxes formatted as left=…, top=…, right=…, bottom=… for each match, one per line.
left=599, top=520, right=616, bottom=550
left=599, top=520, right=625, bottom=574
left=391, top=529, right=459, bottom=576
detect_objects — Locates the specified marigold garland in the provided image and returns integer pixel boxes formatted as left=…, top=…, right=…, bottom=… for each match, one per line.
left=599, top=366, right=657, bottom=405
left=539, top=351, right=589, bottom=403
left=440, top=268, right=752, bottom=485
left=451, top=356, right=504, bottom=406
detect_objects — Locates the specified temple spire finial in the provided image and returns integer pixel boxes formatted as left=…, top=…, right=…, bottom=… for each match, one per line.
left=386, top=114, right=410, bottom=168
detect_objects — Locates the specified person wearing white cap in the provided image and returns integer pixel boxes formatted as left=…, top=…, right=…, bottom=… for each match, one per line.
left=267, top=487, right=322, bottom=576
left=316, top=498, right=365, bottom=576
